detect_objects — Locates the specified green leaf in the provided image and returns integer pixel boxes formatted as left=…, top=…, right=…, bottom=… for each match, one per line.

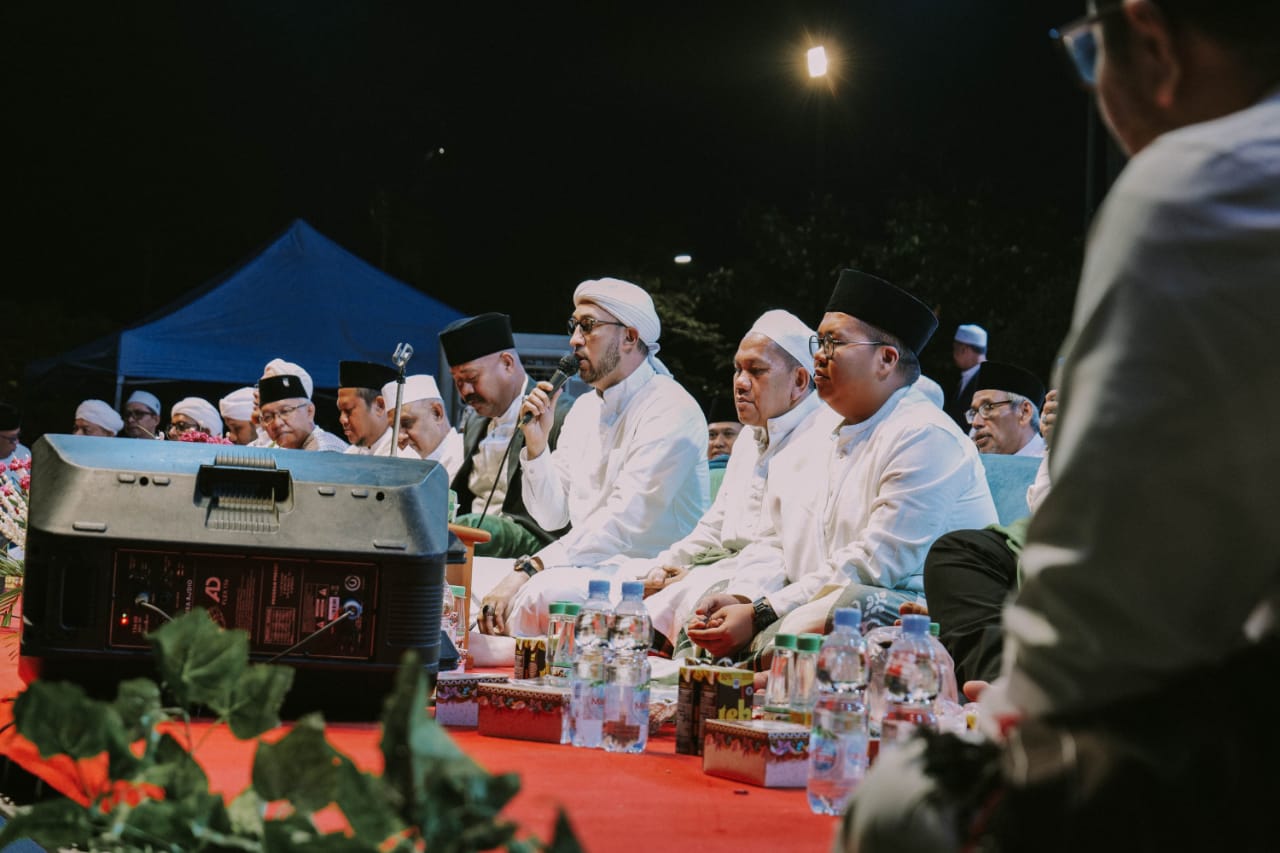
left=227, top=788, right=267, bottom=839
left=252, top=712, right=340, bottom=814
left=147, top=607, right=249, bottom=710
left=112, top=676, right=165, bottom=740
left=226, top=661, right=295, bottom=739
left=0, top=799, right=97, bottom=849
left=13, top=679, right=130, bottom=762
left=541, top=809, right=584, bottom=853
left=262, top=815, right=381, bottom=853
left=137, top=731, right=211, bottom=801
left=334, top=755, right=405, bottom=843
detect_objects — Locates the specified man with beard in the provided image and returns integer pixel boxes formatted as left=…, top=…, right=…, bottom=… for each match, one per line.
left=440, top=312, right=573, bottom=558
left=475, top=277, right=708, bottom=638
left=381, top=374, right=465, bottom=476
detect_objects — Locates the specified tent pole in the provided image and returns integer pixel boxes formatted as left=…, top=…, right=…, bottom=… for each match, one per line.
left=114, top=373, right=125, bottom=410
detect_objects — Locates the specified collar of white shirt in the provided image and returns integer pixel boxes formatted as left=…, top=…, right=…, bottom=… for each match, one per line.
left=753, top=390, right=822, bottom=454
left=597, top=359, right=656, bottom=426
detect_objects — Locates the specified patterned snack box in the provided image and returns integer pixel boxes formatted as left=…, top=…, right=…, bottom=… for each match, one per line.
left=701, top=719, right=810, bottom=788
left=675, top=664, right=755, bottom=755
left=477, top=679, right=570, bottom=743
left=514, top=636, right=548, bottom=679
left=434, top=671, right=510, bottom=727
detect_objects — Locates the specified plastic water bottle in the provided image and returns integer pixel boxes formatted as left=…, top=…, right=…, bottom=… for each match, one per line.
left=440, top=582, right=465, bottom=652
left=603, top=581, right=650, bottom=753
left=764, top=633, right=797, bottom=717
left=546, top=602, right=577, bottom=684
left=880, top=614, right=940, bottom=744
left=807, top=608, right=869, bottom=816
left=569, top=580, right=612, bottom=748
left=789, top=633, right=822, bottom=725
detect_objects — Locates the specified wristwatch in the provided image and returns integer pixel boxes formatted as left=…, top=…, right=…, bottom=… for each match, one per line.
left=751, top=596, right=778, bottom=633
left=513, top=555, right=543, bottom=578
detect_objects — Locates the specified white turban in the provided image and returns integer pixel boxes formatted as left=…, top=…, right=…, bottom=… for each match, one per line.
left=382, top=375, right=442, bottom=408
left=76, top=399, right=123, bottom=434
left=261, top=358, right=314, bottom=399
left=219, top=386, right=255, bottom=421
left=126, top=390, right=161, bottom=415
left=172, top=397, right=223, bottom=436
left=573, top=277, right=669, bottom=375
left=748, top=309, right=814, bottom=373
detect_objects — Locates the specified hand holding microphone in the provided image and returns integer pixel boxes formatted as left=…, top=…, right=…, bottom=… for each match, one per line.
left=518, top=353, right=578, bottom=457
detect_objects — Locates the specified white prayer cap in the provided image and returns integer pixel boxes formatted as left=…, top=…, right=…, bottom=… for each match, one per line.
left=261, top=358, right=314, bottom=399
left=573, top=278, right=661, bottom=350
left=382, top=375, right=442, bottom=407
left=219, top=386, right=255, bottom=421
left=954, top=324, right=988, bottom=349
left=76, top=399, right=123, bottom=433
left=172, top=397, right=223, bottom=436
left=748, top=309, right=814, bottom=372
left=126, top=390, right=161, bottom=415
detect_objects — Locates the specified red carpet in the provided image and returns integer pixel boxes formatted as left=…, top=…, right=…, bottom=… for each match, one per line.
left=0, top=634, right=838, bottom=851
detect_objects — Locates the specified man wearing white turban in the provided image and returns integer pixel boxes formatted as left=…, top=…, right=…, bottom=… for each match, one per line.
left=73, top=400, right=123, bottom=437
left=475, top=276, right=709, bottom=638
left=168, top=397, right=224, bottom=439
left=382, top=375, right=465, bottom=477
left=121, top=390, right=163, bottom=439
left=629, top=309, right=837, bottom=649
left=219, top=386, right=258, bottom=445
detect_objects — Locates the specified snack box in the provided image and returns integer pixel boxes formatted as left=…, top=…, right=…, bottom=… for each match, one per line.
left=434, top=671, right=510, bottom=727
left=701, top=719, right=810, bottom=788
left=477, top=678, right=570, bottom=743
left=514, top=636, right=548, bottom=679
left=675, top=663, right=756, bottom=756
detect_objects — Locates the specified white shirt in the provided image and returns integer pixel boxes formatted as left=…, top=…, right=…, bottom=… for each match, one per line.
left=467, top=393, right=522, bottom=514
left=520, top=360, right=709, bottom=568
left=986, top=87, right=1280, bottom=721
left=651, top=391, right=825, bottom=568
left=424, top=428, right=465, bottom=481
left=726, top=386, right=998, bottom=617
left=1014, top=433, right=1046, bottom=458
left=301, top=425, right=348, bottom=453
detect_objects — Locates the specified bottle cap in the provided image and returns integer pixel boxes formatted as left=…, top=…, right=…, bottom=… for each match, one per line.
left=587, top=579, right=611, bottom=597
left=620, top=580, right=644, bottom=599
left=901, top=614, right=929, bottom=636
left=929, top=621, right=940, bottom=637
left=796, top=634, right=822, bottom=652
left=548, top=602, right=566, bottom=616
left=773, top=633, right=797, bottom=650
left=449, top=585, right=466, bottom=597
left=833, top=607, right=862, bottom=631
left=563, top=603, right=581, bottom=616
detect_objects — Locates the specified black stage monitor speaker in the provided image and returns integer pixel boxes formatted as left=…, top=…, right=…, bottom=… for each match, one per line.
left=21, top=435, right=449, bottom=716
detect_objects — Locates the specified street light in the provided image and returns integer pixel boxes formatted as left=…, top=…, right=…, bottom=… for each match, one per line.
left=674, top=253, right=692, bottom=265
left=807, top=45, right=828, bottom=79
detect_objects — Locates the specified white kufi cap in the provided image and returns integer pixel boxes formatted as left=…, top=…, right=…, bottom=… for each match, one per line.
left=126, top=390, right=161, bottom=415
left=261, top=358, right=314, bottom=399
left=172, top=397, right=224, bottom=436
left=76, top=399, right=123, bottom=434
left=382, top=375, right=443, bottom=407
left=954, top=324, right=988, bottom=349
left=219, top=386, right=255, bottom=421
left=748, top=309, right=814, bottom=372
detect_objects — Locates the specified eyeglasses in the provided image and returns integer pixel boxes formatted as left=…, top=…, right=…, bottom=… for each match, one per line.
left=568, top=316, right=627, bottom=337
left=124, top=407, right=157, bottom=421
left=965, top=400, right=1014, bottom=424
left=1050, top=4, right=1124, bottom=90
left=168, top=419, right=200, bottom=434
left=808, top=334, right=887, bottom=359
left=258, top=403, right=309, bottom=425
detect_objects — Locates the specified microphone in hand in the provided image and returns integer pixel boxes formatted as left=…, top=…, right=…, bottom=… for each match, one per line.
left=518, top=353, right=579, bottom=426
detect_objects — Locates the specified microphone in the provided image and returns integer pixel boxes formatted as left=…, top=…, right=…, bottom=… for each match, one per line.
left=518, top=354, right=579, bottom=426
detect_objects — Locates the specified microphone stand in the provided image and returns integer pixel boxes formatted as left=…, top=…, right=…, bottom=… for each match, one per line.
left=390, top=343, right=414, bottom=456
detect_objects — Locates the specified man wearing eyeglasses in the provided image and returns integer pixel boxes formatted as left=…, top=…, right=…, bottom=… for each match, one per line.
left=474, top=277, right=708, bottom=639
left=257, top=373, right=347, bottom=452
left=848, top=2, right=1280, bottom=847
left=440, top=312, right=573, bottom=559
left=167, top=397, right=223, bottom=440
left=687, top=270, right=996, bottom=660
left=120, top=390, right=163, bottom=440
left=965, top=361, right=1046, bottom=457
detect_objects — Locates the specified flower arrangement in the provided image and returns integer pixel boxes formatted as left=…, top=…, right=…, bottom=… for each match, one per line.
left=0, top=456, right=30, bottom=627
left=176, top=429, right=234, bottom=445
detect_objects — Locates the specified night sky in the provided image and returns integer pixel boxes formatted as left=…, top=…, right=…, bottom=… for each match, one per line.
left=5, top=1, right=1095, bottom=409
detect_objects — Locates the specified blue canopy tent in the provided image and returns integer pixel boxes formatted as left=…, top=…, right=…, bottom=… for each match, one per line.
left=26, top=220, right=465, bottom=432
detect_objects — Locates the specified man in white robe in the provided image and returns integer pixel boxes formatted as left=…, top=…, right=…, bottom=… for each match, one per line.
left=381, top=375, right=465, bottom=478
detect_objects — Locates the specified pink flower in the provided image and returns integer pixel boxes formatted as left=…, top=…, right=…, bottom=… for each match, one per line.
left=177, top=431, right=233, bottom=445
left=18, top=474, right=29, bottom=491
